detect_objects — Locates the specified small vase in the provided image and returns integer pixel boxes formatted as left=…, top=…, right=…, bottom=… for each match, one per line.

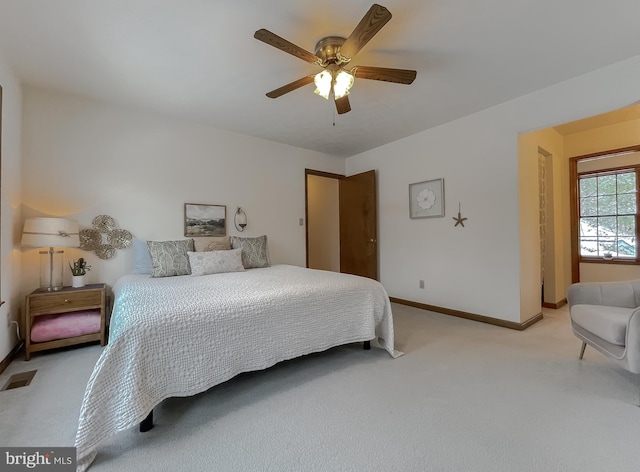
left=72, top=275, right=86, bottom=288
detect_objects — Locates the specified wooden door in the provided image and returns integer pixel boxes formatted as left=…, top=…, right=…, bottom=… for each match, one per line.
left=339, top=170, right=378, bottom=280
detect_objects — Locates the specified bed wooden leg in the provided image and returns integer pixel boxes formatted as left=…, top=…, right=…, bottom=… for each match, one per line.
left=140, top=410, right=154, bottom=432
left=363, top=340, right=371, bottom=350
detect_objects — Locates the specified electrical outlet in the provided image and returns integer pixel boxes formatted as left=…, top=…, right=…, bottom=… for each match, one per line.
left=299, top=218, right=304, bottom=226
left=419, top=280, right=424, bottom=289
left=6, top=311, right=11, bottom=327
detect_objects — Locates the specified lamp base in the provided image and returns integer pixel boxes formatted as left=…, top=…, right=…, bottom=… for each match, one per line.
left=39, top=248, right=64, bottom=291
left=42, top=286, right=63, bottom=292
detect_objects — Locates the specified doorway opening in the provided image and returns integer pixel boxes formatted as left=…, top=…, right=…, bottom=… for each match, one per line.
left=305, top=169, right=379, bottom=280
left=538, top=147, right=555, bottom=307
left=306, top=171, right=342, bottom=272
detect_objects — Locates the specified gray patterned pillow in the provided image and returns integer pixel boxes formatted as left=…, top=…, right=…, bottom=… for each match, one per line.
left=230, top=235, right=270, bottom=269
left=147, top=239, right=195, bottom=277
left=187, top=248, right=245, bottom=276
left=193, top=236, right=231, bottom=252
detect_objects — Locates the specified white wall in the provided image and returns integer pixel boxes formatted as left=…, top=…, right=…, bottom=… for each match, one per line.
left=0, top=51, right=23, bottom=361
left=21, top=86, right=345, bottom=292
left=347, top=54, right=640, bottom=324
left=347, top=112, right=522, bottom=322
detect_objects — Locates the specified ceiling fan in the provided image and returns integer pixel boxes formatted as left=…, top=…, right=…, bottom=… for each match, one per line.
left=254, top=3, right=417, bottom=115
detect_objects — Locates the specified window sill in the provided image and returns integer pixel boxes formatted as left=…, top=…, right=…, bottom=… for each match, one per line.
left=579, top=258, right=639, bottom=265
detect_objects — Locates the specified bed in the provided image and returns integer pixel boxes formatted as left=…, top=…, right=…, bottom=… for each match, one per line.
left=74, top=264, right=400, bottom=471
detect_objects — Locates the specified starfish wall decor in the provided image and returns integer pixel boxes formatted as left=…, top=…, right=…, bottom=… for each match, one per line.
left=453, top=203, right=467, bottom=227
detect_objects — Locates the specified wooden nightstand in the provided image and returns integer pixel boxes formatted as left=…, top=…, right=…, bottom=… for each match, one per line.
left=24, top=283, right=107, bottom=360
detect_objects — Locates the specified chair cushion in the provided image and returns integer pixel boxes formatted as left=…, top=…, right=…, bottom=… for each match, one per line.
left=570, top=304, right=634, bottom=346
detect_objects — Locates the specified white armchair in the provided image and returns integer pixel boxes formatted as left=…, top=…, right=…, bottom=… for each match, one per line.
left=567, top=280, right=640, bottom=375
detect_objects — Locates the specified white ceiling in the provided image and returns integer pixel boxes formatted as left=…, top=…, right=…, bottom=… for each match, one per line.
left=1, top=0, right=640, bottom=157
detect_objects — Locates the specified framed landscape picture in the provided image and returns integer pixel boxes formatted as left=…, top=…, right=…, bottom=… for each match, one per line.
left=409, top=178, right=445, bottom=219
left=184, top=203, right=226, bottom=237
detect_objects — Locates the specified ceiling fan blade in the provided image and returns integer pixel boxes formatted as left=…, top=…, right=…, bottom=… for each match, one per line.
left=254, top=29, right=321, bottom=64
left=335, top=95, right=351, bottom=114
left=352, top=66, right=416, bottom=84
left=265, top=76, right=315, bottom=98
left=339, top=4, right=392, bottom=60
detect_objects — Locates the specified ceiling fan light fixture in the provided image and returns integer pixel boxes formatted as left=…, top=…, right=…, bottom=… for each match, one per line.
left=314, top=70, right=332, bottom=99
left=333, top=70, right=354, bottom=99
left=256, top=5, right=414, bottom=113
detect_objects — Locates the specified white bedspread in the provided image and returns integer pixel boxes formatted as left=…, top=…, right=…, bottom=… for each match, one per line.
left=75, top=265, right=400, bottom=470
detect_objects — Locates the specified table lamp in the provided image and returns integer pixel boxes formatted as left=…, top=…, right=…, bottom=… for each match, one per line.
left=22, top=217, right=80, bottom=291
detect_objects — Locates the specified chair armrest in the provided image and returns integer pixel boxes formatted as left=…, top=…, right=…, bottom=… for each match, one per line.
left=625, top=307, right=640, bottom=374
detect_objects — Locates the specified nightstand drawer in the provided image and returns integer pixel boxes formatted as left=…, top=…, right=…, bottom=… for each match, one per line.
left=29, top=289, right=103, bottom=316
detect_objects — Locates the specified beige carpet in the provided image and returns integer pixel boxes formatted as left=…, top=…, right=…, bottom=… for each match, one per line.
left=1, top=303, right=639, bottom=471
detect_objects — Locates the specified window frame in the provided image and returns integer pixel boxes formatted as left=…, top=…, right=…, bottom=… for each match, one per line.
left=570, top=145, right=640, bottom=283
left=577, top=166, right=639, bottom=262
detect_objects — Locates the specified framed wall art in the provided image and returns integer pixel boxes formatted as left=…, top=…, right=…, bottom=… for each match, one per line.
left=409, top=178, right=445, bottom=219
left=184, top=203, right=226, bottom=237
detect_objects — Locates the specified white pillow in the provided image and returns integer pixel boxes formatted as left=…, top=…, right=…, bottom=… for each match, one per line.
left=132, top=238, right=153, bottom=275
left=187, top=248, right=245, bottom=276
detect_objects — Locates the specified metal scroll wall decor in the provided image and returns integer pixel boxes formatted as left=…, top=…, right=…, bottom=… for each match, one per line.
left=79, top=215, right=133, bottom=259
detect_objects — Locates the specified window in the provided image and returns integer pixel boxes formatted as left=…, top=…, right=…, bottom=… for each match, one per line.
left=578, top=168, right=638, bottom=260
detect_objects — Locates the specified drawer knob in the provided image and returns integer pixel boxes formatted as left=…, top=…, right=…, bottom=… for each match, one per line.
left=64, top=299, right=71, bottom=303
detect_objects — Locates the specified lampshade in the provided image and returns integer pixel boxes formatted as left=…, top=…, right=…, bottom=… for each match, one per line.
left=22, top=217, right=80, bottom=291
left=21, top=218, right=80, bottom=249
left=314, top=70, right=332, bottom=99
left=333, top=70, right=354, bottom=99
left=314, top=69, right=355, bottom=101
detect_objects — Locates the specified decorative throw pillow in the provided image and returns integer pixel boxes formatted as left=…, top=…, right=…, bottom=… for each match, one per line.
left=187, top=248, right=245, bottom=276
left=132, top=238, right=153, bottom=275
left=146, top=239, right=195, bottom=277
left=230, top=235, right=270, bottom=269
left=193, top=236, right=231, bottom=252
